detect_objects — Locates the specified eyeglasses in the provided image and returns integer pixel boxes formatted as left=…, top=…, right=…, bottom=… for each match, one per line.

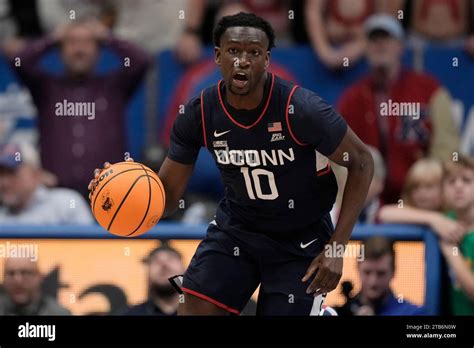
left=4, top=269, right=38, bottom=279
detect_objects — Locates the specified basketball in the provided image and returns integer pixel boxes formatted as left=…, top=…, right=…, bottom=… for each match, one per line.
left=89, top=162, right=166, bottom=237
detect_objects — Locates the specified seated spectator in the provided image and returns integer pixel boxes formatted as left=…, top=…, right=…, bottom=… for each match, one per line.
left=338, top=14, right=460, bottom=203
left=0, top=142, right=94, bottom=224
left=37, top=0, right=117, bottom=33
left=399, top=158, right=443, bottom=210
left=338, top=236, right=426, bottom=315
left=386, top=0, right=474, bottom=54
left=112, top=0, right=186, bottom=52
left=305, top=0, right=375, bottom=69
left=174, top=1, right=292, bottom=65
left=123, top=246, right=185, bottom=316
left=0, top=257, right=71, bottom=315
left=378, top=158, right=466, bottom=244
left=439, top=156, right=474, bottom=315
left=3, top=18, right=151, bottom=198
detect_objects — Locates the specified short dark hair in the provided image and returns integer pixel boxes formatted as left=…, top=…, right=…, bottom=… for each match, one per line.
left=142, top=245, right=182, bottom=264
left=213, top=12, right=275, bottom=51
left=361, top=236, right=395, bottom=272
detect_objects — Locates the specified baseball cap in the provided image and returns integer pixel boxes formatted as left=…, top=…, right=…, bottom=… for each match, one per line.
left=0, top=142, right=40, bottom=170
left=365, top=14, right=404, bottom=40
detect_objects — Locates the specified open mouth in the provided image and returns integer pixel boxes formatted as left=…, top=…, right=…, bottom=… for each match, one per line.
left=232, top=72, right=248, bottom=88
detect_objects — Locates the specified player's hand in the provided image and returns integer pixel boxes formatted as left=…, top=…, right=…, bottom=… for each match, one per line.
left=87, top=158, right=134, bottom=199
left=302, top=246, right=343, bottom=296
left=429, top=214, right=466, bottom=244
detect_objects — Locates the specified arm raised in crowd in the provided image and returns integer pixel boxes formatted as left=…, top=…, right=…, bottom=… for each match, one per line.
left=102, top=22, right=153, bottom=98
left=378, top=204, right=466, bottom=243
left=3, top=35, right=57, bottom=94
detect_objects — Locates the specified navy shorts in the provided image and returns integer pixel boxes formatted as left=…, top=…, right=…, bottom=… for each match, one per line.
left=181, top=214, right=334, bottom=315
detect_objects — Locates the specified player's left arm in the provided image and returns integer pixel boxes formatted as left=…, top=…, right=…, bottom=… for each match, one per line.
left=303, top=127, right=374, bottom=295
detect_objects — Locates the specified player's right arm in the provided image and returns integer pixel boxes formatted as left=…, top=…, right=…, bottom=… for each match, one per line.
left=158, top=158, right=194, bottom=217
left=159, top=95, right=203, bottom=215
left=88, top=96, right=202, bottom=216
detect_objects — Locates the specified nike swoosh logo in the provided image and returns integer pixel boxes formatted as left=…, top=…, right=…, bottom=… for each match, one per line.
left=300, top=238, right=318, bottom=249
left=214, top=130, right=231, bottom=137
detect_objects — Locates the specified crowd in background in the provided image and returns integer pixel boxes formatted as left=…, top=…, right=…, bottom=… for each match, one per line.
left=0, top=0, right=473, bottom=316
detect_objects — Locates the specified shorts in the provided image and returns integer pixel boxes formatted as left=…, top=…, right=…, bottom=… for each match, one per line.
left=181, top=215, right=334, bottom=315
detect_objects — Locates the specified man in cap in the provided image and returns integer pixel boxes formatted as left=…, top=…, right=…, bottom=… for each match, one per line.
left=337, top=14, right=459, bottom=204
left=0, top=142, right=93, bottom=224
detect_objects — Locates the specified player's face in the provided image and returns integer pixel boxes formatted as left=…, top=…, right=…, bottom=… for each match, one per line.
left=148, top=251, right=184, bottom=287
left=443, top=168, right=474, bottom=211
left=358, top=254, right=394, bottom=301
left=61, top=25, right=99, bottom=76
left=3, top=258, right=42, bottom=305
left=366, top=32, right=403, bottom=69
left=0, top=165, right=40, bottom=209
left=215, top=26, right=270, bottom=96
left=410, top=180, right=442, bottom=211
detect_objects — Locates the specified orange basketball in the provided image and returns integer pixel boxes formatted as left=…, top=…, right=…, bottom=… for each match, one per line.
left=89, top=162, right=165, bottom=237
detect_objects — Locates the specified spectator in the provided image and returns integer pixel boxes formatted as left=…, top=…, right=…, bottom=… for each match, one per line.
left=439, top=156, right=474, bottom=315
left=305, top=0, right=375, bottom=69
left=175, top=1, right=292, bottom=65
left=0, top=257, right=71, bottom=315
left=37, top=0, right=117, bottom=33
left=338, top=14, right=460, bottom=204
left=123, top=246, right=185, bottom=316
left=338, top=236, right=426, bottom=315
left=1, top=0, right=46, bottom=59
left=378, top=158, right=466, bottom=244
left=0, top=142, right=94, bottom=224
left=112, top=0, right=187, bottom=52
left=399, top=158, right=443, bottom=210
left=385, top=0, right=474, bottom=55
left=4, top=19, right=152, bottom=197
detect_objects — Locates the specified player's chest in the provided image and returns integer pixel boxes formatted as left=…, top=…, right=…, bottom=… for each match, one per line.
left=208, top=121, right=312, bottom=170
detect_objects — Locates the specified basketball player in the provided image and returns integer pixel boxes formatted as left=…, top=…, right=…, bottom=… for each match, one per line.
left=90, top=12, right=374, bottom=315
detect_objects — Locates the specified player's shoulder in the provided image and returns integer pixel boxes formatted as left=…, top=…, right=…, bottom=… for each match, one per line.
left=186, top=79, right=221, bottom=109
left=289, top=85, right=330, bottom=112
left=182, top=94, right=204, bottom=120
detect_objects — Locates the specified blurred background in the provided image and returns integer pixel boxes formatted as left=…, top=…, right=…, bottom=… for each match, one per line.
left=0, top=0, right=473, bottom=316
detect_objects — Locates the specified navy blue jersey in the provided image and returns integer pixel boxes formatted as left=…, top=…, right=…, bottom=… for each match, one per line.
left=168, top=73, right=347, bottom=235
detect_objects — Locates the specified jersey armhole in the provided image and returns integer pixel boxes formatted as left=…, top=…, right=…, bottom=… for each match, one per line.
left=285, top=85, right=309, bottom=147
left=200, top=90, right=208, bottom=148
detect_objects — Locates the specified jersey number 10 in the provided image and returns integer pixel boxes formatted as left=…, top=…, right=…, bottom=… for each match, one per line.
left=240, top=167, right=279, bottom=200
